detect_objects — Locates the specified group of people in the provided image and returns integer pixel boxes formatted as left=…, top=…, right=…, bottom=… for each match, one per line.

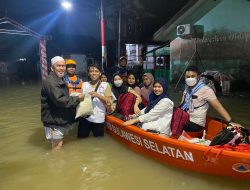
left=41, top=55, right=242, bottom=151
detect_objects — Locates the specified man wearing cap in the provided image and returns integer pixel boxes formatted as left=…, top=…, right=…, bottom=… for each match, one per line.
left=65, top=59, right=83, bottom=95
left=41, top=56, right=84, bottom=150
left=181, top=65, right=242, bottom=134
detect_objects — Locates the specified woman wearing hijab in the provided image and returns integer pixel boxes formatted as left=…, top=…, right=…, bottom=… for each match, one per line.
left=123, top=78, right=174, bottom=136
left=141, top=73, right=154, bottom=106
left=111, top=73, right=141, bottom=116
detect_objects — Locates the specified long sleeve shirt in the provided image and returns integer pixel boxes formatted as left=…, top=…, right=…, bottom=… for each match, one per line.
left=139, top=98, right=174, bottom=135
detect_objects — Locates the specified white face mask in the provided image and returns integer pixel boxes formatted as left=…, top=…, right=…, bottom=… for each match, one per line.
left=185, top=78, right=197, bottom=87
left=114, top=80, right=123, bottom=87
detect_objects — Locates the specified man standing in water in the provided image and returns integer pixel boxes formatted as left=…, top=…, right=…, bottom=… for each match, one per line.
left=78, top=63, right=112, bottom=138
left=41, top=56, right=84, bottom=150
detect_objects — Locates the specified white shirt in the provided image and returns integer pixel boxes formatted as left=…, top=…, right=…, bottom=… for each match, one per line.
left=82, top=82, right=108, bottom=123
left=139, top=98, right=174, bottom=135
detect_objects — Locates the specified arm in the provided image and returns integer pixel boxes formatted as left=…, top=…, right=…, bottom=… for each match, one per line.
left=89, top=83, right=112, bottom=105
left=134, top=87, right=141, bottom=96
left=128, top=87, right=142, bottom=115
left=46, top=81, right=80, bottom=108
left=106, top=95, right=116, bottom=114
left=89, top=91, right=108, bottom=104
left=122, top=117, right=140, bottom=126
left=209, top=99, right=242, bottom=127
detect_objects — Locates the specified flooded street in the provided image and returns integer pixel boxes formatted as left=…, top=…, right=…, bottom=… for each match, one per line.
left=0, top=84, right=250, bottom=190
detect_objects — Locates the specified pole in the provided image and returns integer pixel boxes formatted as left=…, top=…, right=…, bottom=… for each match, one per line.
left=118, top=2, right=121, bottom=63
left=100, top=0, right=106, bottom=71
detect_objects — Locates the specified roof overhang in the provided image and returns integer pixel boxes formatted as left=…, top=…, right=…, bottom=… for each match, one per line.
left=153, top=0, right=223, bottom=42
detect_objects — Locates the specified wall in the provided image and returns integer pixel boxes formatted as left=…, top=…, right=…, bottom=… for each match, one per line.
left=170, top=0, right=250, bottom=87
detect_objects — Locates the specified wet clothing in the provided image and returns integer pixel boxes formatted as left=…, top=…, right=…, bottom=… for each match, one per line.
left=44, top=126, right=69, bottom=140
left=65, top=75, right=83, bottom=94
left=41, top=72, right=80, bottom=128
left=78, top=118, right=105, bottom=138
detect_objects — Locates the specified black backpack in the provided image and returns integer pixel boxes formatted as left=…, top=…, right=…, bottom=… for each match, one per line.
left=209, top=127, right=237, bottom=146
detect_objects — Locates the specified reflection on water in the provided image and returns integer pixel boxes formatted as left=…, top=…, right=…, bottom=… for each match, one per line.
left=0, top=84, right=250, bottom=190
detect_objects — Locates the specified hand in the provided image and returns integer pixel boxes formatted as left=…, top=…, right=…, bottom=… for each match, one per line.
left=78, top=94, right=85, bottom=101
left=122, top=119, right=136, bottom=126
left=89, top=91, right=99, bottom=98
left=229, top=122, right=243, bottom=128
left=105, top=97, right=112, bottom=106
left=129, top=114, right=136, bottom=118
left=134, top=106, right=140, bottom=116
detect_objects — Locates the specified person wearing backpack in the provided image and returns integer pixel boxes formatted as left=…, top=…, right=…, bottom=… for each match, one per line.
left=122, top=78, right=174, bottom=136
left=111, top=73, right=141, bottom=119
left=180, top=66, right=242, bottom=133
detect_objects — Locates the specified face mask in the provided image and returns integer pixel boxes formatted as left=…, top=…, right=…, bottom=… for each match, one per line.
left=114, top=80, right=123, bottom=87
left=185, top=78, right=197, bottom=87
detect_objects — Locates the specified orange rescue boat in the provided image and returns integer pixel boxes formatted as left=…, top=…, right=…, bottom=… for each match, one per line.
left=105, top=115, right=250, bottom=179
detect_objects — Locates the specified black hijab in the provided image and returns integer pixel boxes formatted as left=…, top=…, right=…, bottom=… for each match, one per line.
left=111, top=73, right=129, bottom=99
left=144, top=78, right=169, bottom=114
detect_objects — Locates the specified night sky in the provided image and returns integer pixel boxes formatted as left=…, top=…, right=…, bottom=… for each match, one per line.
left=0, top=0, right=190, bottom=63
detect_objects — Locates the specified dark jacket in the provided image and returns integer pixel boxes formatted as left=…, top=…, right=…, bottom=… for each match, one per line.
left=41, top=72, right=80, bottom=128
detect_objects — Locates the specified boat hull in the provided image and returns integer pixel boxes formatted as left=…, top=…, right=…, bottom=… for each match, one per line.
left=106, top=115, right=250, bottom=179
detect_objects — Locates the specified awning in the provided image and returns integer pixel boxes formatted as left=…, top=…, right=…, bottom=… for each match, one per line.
left=144, top=43, right=170, bottom=57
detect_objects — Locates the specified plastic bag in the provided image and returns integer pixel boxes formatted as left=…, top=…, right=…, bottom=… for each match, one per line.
left=178, top=131, right=211, bottom=146
left=75, top=95, right=93, bottom=119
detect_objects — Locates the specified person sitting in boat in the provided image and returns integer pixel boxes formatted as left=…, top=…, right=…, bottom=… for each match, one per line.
left=127, top=72, right=142, bottom=96
left=111, top=73, right=141, bottom=119
left=141, top=73, right=154, bottom=107
left=180, top=65, right=242, bottom=134
left=122, top=78, right=174, bottom=136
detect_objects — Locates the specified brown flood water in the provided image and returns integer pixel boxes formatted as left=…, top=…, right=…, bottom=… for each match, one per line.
left=0, top=84, right=250, bottom=190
